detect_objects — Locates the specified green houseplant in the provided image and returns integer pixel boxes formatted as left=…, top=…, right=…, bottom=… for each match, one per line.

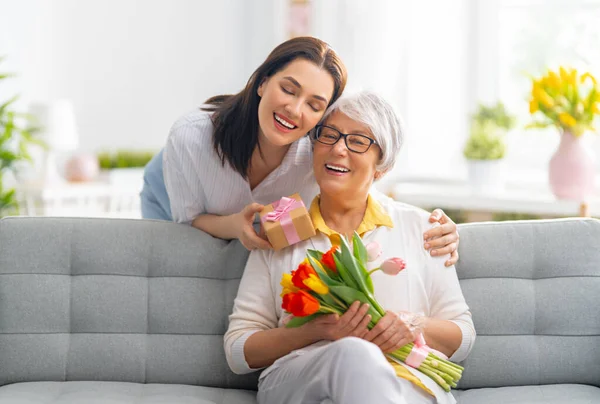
left=97, top=149, right=156, bottom=187
left=463, top=103, right=514, bottom=160
left=0, top=58, right=44, bottom=217
left=463, top=103, right=515, bottom=194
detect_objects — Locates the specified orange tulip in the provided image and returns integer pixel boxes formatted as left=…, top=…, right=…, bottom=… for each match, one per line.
left=282, top=290, right=320, bottom=316
left=291, top=261, right=317, bottom=289
left=321, top=247, right=338, bottom=272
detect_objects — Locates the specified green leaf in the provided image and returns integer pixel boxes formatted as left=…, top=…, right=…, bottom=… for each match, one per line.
left=352, top=232, right=367, bottom=262
left=306, top=255, right=344, bottom=289
left=352, top=232, right=373, bottom=293
left=0, top=95, right=19, bottom=116
left=285, top=313, right=322, bottom=328
left=333, top=253, right=358, bottom=290
left=339, top=236, right=370, bottom=293
left=307, top=249, right=324, bottom=261
left=307, top=249, right=339, bottom=279
left=329, top=285, right=382, bottom=322
left=339, top=235, right=386, bottom=315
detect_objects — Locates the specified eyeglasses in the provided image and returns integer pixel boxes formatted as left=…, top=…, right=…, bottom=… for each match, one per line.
left=313, top=125, right=378, bottom=154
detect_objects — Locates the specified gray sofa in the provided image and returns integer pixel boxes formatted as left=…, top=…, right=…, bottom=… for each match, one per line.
left=0, top=216, right=598, bottom=403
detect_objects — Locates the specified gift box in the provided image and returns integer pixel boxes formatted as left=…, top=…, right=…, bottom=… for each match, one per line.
left=260, top=193, right=316, bottom=250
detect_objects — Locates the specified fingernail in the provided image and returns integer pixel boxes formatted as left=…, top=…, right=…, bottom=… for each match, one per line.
left=424, top=243, right=430, bottom=249
left=431, top=250, right=437, bottom=256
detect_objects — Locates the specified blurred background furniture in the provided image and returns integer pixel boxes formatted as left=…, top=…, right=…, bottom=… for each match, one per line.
left=17, top=181, right=142, bottom=218
left=390, top=177, right=600, bottom=222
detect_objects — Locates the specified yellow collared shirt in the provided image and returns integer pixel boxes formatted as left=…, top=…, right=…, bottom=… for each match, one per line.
left=309, top=194, right=394, bottom=245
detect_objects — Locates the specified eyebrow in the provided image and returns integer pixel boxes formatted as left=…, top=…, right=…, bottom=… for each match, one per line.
left=327, top=123, right=372, bottom=138
left=283, top=76, right=329, bottom=103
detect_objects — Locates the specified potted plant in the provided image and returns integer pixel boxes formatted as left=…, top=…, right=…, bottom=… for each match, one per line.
left=528, top=67, right=599, bottom=200
left=97, top=150, right=156, bottom=187
left=0, top=58, right=44, bottom=217
left=463, top=102, right=515, bottom=194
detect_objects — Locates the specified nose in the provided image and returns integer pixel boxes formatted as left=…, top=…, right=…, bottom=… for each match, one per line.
left=285, top=99, right=302, bottom=119
left=331, top=135, right=348, bottom=156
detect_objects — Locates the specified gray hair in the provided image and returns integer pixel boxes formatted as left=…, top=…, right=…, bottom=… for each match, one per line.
left=319, top=90, right=404, bottom=173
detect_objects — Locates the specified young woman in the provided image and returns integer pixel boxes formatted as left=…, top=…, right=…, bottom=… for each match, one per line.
left=142, top=36, right=460, bottom=264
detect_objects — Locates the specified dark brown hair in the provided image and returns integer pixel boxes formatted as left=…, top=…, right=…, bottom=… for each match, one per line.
left=202, top=37, right=347, bottom=178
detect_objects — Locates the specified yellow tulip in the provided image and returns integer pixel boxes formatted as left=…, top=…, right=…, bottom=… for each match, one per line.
left=580, top=72, right=597, bottom=86
left=533, top=87, right=555, bottom=108
left=280, top=273, right=299, bottom=298
left=569, top=68, right=578, bottom=86
left=559, top=67, right=569, bottom=81
left=303, top=274, right=329, bottom=295
left=547, top=71, right=561, bottom=88
left=559, top=112, right=577, bottom=128
left=529, top=99, right=539, bottom=114
left=593, top=103, right=600, bottom=114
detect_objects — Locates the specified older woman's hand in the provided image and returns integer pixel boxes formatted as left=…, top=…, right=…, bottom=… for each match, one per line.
left=362, top=311, right=415, bottom=353
left=304, top=301, right=372, bottom=341
left=425, top=208, right=459, bottom=267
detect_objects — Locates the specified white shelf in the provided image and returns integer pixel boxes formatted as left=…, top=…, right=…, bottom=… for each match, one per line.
left=390, top=180, right=599, bottom=217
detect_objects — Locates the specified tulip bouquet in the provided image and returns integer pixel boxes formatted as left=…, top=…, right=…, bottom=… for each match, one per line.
left=528, top=67, right=599, bottom=137
left=280, top=233, right=464, bottom=392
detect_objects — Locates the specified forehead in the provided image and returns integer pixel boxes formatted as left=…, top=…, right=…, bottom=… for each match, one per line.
left=323, top=110, right=372, bottom=136
left=273, top=59, right=334, bottom=98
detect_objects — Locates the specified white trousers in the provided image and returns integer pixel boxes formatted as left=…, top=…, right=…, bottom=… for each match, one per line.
left=257, top=337, right=437, bottom=404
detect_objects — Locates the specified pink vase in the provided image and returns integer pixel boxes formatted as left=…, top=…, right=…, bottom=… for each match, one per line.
left=548, top=131, right=596, bottom=200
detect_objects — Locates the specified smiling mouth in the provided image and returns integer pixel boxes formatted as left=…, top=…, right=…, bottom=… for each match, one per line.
left=325, top=164, right=350, bottom=173
left=274, top=113, right=297, bottom=129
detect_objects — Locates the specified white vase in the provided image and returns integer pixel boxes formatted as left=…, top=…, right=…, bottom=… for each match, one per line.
left=467, top=159, right=505, bottom=195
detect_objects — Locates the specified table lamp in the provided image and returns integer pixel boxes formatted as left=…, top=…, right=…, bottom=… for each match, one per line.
left=29, top=100, right=79, bottom=184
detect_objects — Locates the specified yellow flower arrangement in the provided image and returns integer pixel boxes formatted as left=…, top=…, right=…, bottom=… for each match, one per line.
left=528, top=67, right=599, bottom=137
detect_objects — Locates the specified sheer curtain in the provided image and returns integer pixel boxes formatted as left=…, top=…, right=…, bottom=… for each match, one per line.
left=312, top=0, right=472, bottom=186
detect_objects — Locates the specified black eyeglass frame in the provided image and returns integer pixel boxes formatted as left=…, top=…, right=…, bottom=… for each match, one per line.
left=312, top=124, right=379, bottom=154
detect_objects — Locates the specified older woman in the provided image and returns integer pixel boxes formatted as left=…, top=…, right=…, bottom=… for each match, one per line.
left=224, top=92, right=475, bottom=404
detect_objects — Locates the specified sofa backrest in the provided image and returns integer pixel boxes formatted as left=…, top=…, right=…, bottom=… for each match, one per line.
left=0, top=217, right=257, bottom=390
left=455, top=218, right=600, bottom=389
left=2, top=217, right=599, bottom=390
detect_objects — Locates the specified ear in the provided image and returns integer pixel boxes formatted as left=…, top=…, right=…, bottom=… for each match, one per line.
left=374, top=169, right=388, bottom=181
left=257, top=78, right=268, bottom=98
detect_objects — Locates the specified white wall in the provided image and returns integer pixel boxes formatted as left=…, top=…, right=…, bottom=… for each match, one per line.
left=0, top=0, right=264, bottom=153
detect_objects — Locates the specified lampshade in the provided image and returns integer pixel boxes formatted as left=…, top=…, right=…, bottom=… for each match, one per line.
left=29, top=100, right=79, bottom=151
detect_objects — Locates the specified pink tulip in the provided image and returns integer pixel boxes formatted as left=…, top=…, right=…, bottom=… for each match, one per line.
left=365, top=241, right=382, bottom=262
left=380, top=258, right=406, bottom=275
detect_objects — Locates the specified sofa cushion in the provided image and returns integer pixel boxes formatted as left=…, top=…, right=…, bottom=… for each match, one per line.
left=0, top=381, right=257, bottom=404
left=0, top=217, right=256, bottom=390
left=455, top=219, right=600, bottom=389
left=453, top=384, right=600, bottom=404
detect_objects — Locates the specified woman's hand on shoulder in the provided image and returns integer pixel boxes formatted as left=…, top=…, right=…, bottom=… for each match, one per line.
left=235, top=203, right=272, bottom=251
left=424, top=208, right=459, bottom=267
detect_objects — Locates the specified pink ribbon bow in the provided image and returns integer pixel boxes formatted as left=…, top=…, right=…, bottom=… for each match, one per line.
left=405, top=334, right=448, bottom=368
left=261, top=196, right=304, bottom=245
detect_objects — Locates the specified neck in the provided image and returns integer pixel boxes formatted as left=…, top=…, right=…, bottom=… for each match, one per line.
left=319, top=191, right=369, bottom=238
left=247, top=132, right=291, bottom=186
left=253, top=133, right=290, bottom=169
